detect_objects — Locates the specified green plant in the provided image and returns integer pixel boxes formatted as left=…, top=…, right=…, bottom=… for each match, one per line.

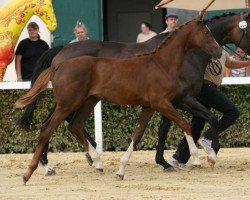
left=0, top=85, right=249, bottom=154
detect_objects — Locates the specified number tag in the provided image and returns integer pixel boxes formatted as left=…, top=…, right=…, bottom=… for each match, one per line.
left=239, top=21, right=247, bottom=29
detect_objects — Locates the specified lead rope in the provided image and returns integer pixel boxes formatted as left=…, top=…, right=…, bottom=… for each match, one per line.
left=223, top=45, right=248, bottom=60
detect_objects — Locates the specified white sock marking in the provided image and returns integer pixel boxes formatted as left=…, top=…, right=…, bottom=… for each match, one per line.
left=116, top=141, right=134, bottom=177
left=184, top=132, right=200, bottom=166
left=88, top=141, right=104, bottom=170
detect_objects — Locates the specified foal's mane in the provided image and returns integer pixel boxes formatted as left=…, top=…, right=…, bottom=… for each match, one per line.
left=137, top=19, right=198, bottom=57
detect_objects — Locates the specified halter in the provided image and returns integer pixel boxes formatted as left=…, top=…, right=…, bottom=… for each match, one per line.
left=225, top=12, right=249, bottom=60
left=237, top=12, right=248, bottom=47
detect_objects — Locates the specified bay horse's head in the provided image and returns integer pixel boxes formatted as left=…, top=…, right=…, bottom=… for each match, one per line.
left=224, top=11, right=250, bottom=55
left=33, top=0, right=57, bottom=31
left=185, top=19, right=222, bottom=59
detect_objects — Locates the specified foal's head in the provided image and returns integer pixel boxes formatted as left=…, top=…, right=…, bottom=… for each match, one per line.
left=185, top=19, right=222, bottom=59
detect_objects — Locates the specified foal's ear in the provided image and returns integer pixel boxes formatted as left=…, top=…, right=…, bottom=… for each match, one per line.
left=198, top=9, right=206, bottom=21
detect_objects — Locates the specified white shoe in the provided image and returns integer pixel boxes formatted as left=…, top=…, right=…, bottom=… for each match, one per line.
left=167, top=157, right=190, bottom=171
left=198, top=137, right=217, bottom=165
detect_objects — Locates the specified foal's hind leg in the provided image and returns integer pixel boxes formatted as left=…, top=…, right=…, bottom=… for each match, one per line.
left=152, top=100, right=200, bottom=166
left=67, top=97, right=103, bottom=171
left=65, top=111, right=97, bottom=149
left=116, top=107, right=154, bottom=180
left=23, top=108, right=70, bottom=184
left=39, top=104, right=97, bottom=170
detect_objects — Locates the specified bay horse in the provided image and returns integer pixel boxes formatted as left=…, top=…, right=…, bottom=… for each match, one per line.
left=17, top=12, right=250, bottom=173
left=15, top=18, right=222, bottom=183
left=0, top=0, right=57, bottom=80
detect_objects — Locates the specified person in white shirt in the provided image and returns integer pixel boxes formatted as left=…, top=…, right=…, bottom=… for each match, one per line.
left=70, top=21, right=89, bottom=43
left=136, top=22, right=157, bottom=43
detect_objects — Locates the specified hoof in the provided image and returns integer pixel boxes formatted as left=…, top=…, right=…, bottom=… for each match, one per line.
left=22, top=174, right=29, bottom=185
left=96, top=168, right=104, bottom=173
left=192, top=155, right=201, bottom=166
left=85, top=152, right=94, bottom=166
left=192, top=164, right=202, bottom=168
left=116, top=173, right=124, bottom=180
left=45, top=168, right=56, bottom=176
left=156, top=160, right=175, bottom=172
left=207, top=156, right=216, bottom=167
left=163, top=166, right=175, bottom=172
left=42, top=164, right=56, bottom=176
left=207, top=151, right=217, bottom=167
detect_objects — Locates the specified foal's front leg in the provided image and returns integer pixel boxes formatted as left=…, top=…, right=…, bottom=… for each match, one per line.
left=153, top=100, right=200, bottom=166
left=179, top=96, right=218, bottom=166
left=116, top=107, right=154, bottom=180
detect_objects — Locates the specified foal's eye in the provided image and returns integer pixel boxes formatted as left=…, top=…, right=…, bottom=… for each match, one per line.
left=203, top=30, right=209, bottom=35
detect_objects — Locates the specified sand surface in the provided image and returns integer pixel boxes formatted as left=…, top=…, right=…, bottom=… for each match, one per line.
left=0, top=148, right=249, bottom=200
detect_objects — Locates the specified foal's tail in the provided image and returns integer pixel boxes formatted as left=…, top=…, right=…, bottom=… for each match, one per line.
left=15, top=67, right=53, bottom=108
left=16, top=45, right=64, bottom=128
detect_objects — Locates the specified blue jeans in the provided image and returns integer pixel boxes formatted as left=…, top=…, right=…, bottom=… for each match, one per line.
left=173, top=82, right=240, bottom=164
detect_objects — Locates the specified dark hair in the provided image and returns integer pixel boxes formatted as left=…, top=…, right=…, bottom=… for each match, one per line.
left=27, top=22, right=40, bottom=39
left=27, top=22, right=39, bottom=30
left=141, top=22, right=152, bottom=30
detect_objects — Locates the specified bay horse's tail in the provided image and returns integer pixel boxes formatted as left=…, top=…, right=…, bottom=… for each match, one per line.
left=30, top=45, right=64, bottom=86
left=15, top=67, right=53, bottom=108
left=16, top=45, right=64, bottom=128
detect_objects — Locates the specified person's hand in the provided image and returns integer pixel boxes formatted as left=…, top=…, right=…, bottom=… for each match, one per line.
left=17, top=76, right=23, bottom=81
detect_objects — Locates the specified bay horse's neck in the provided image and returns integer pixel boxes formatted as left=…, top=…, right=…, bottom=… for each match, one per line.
left=208, top=13, right=238, bottom=46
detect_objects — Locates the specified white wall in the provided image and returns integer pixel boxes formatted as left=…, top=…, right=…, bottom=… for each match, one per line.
left=1, top=0, right=52, bottom=81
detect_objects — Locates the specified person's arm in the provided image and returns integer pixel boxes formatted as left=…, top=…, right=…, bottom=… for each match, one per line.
left=15, top=54, right=23, bottom=81
left=246, top=65, right=250, bottom=76
left=224, top=67, right=231, bottom=77
left=225, top=59, right=250, bottom=69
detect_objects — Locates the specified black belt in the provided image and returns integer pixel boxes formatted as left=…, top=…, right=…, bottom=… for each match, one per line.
left=203, top=80, right=217, bottom=87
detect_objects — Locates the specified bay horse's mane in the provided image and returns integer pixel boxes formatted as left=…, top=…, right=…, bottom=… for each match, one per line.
left=205, top=12, right=238, bottom=23
left=137, top=19, right=199, bottom=57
